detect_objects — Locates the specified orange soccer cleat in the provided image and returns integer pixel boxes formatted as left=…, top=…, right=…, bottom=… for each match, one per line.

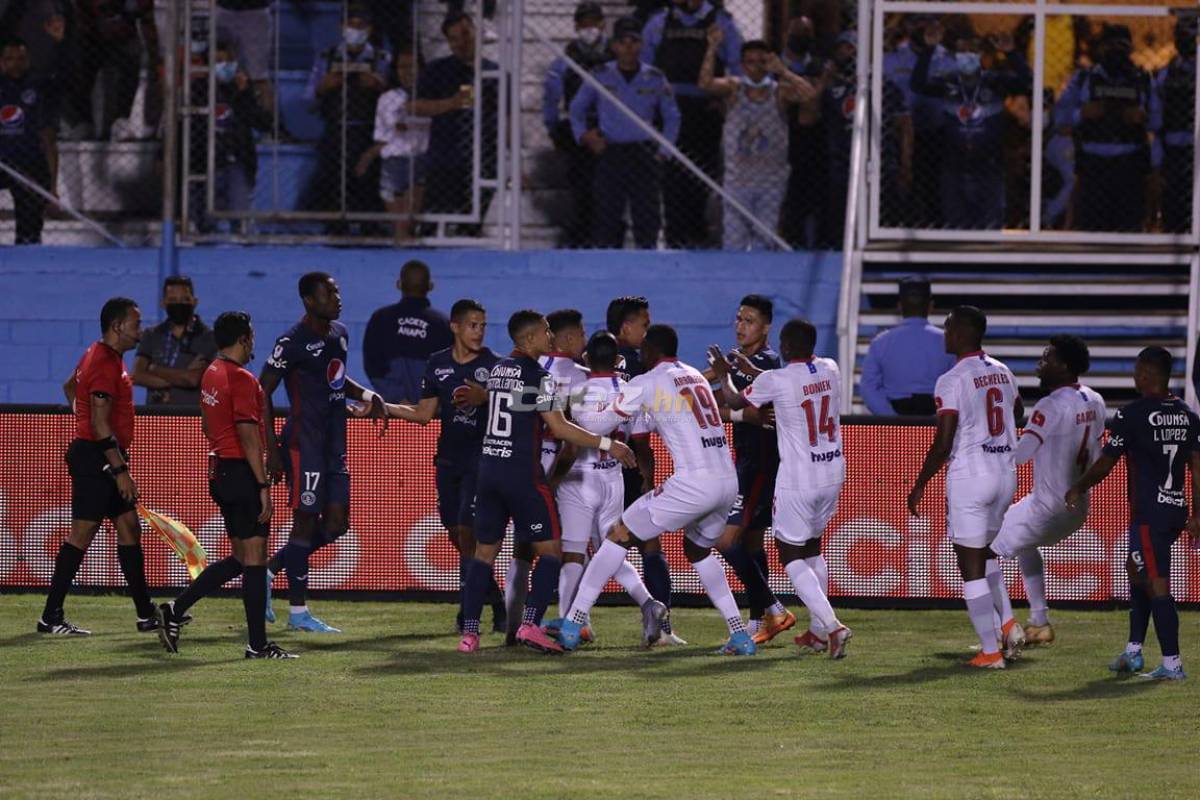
left=752, top=610, right=797, bottom=645
left=967, top=650, right=1006, bottom=669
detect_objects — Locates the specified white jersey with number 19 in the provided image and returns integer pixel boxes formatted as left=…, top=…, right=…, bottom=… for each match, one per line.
left=742, top=357, right=844, bottom=490
left=935, top=351, right=1020, bottom=480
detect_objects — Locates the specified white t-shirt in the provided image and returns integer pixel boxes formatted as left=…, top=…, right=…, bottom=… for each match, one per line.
left=614, top=358, right=735, bottom=477
left=373, top=88, right=431, bottom=158
left=1021, top=383, right=1106, bottom=506
left=567, top=372, right=642, bottom=478
left=538, top=353, right=590, bottom=474
left=934, top=352, right=1020, bottom=479
left=742, top=357, right=845, bottom=490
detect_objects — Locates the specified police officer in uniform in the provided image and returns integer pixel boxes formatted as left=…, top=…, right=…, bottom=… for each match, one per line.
left=1152, top=17, right=1196, bottom=234
left=1056, top=24, right=1153, bottom=232
left=302, top=6, right=390, bottom=232
left=543, top=2, right=613, bottom=248
left=0, top=35, right=57, bottom=245
left=570, top=17, right=681, bottom=249
left=642, top=0, right=743, bottom=248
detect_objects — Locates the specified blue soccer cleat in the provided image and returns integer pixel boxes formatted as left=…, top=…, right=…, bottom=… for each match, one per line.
left=287, top=610, right=341, bottom=633
left=264, top=570, right=275, bottom=624
left=557, top=618, right=583, bottom=651
left=541, top=618, right=563, bottom=639
left=716, top=630, right=758, bottom=656
left=1139, top=664, right=1186, bottom=682
left=1108, top=650, right=1144, bottom=674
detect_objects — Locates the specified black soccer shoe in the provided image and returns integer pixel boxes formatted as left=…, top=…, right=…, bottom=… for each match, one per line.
left=156, top=602, right=182, bottom=653
left=491, top=605, right=508, bottom=634
left=139, top=609, right=191, bottom=633
left=245, top=641, right=299, bottom=659
left=37, top=617, right=91, bottom=636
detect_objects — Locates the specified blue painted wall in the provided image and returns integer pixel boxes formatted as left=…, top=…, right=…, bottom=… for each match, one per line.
left=0, top=247, right=842, bottom=404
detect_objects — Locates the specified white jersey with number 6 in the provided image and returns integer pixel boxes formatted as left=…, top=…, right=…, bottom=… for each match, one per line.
left=614, top=358, right=734, bottom=477
left=935, top=352, right=1019, bottom=479
left=742, top=357, right=844, bottom=490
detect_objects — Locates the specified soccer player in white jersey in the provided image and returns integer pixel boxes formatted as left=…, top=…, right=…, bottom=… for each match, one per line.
left=545, top=331, right=669, bottom=646
left=990, top=335, right=1105, bottom=645
left=908, top=306, right=1024, bottom=669
left=712, top=318, right=853, bottom=658
left=557, top=324, right=755, bottom=654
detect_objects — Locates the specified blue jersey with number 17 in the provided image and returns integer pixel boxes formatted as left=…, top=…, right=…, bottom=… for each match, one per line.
left=1103, top=395, right=1200, bottom=531
left=478, top=351, right=556, bottom=481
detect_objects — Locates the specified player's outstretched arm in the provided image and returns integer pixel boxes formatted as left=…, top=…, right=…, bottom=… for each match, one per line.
left=707, top=344, right=748, bottom=410
left=1065, top=453, right=1118, bottom=510
left=541, top=410, right=637, bottom=469
left=346, top=378, right=389, bottom=436
left=907, top=413, right=957, bottom=516
left=354, top=396, right=438, bottom=425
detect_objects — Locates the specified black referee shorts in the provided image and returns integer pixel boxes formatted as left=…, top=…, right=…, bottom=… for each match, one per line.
left=66, top=438, right=135, bottom=523
left=210, top=459, right=269, bottom=540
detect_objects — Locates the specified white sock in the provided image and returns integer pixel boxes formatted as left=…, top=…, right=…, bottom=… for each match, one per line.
left=567, top=540, right=628, bottom=624
left=1018, top=550, right=1049, bottom=626
left=690, top=554, right=746, bottom=634
left=1163, top=654, right=1183, bottom=671
left=785, top=558, right=838, bottom=634
left=964, top=578, right=1000, bottom=654
left=558, top=560, right=585, bottom=620
left=985, top=559, right=1014, bottom=627
left=767, top=601, right=786, bottom=616
left=804, top=555, right=829, bottom=633
left=747, top=619, right=761, bottom=634
left=290, top=605, right=307, bottom=615
left=1125, top=641, right=1143, bottom=656
left=505, top=559, right=531, bottom=621
left=612, top=560, right=653, bottom=607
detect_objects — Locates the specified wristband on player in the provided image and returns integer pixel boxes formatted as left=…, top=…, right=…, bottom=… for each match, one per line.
left=100, top=435, right=119, bottom=452
left=361, top=390, right=378, bottom=405
left=103, top=463, right=128, bottom=478
left=598, top=436, right=613, bottom=452
left=730, top=409, right=744, bottom=423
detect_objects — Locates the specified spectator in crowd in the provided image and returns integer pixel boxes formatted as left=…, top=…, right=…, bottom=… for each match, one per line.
left=1043, top=86, right=1075, bottom=230
left=356, top=49, right=430, bottom=243
left=860, top=277, right=955, bottom=416
left=362, top=260, right=453, bottom=404
left=817, top=30, right=862, bottom=246
left=0, top=35, right=57, bottom=245
left=543, top=2, right=611, bottom=248
left=188, top=40, right=274, bottom=235
left=363, top=0, right=417, bottom=63
left=413, top=11, right=498, bottom=233
left=913, top=24, right=1031, bottom=230
left=1055, top=24, right=1153, bottom=232
left=699, top=32, right=814, bottom=250
left=780, top=15, right=826, bottom=247
left=215, top=0, right=281, bottom=124
left=641, top=0, right=743, bottom=249
left=64, top=0, right=157, bottom=141
left=6, top=0, right=68, bottom=86
left=569, top=16, right=680, bottom=249
left=1150, top=17, right=1195, bottom=234
left=303, top=5, right=390, bottom=234
left=132, top=276, right=217, bottom=406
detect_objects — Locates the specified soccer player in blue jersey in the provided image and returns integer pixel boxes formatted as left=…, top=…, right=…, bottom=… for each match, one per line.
left=705, top=294, right=797, bottom=645
left=260, top=272, right=386, bottom=633
left=1067, top=347, right=1200, bottom=681
left=606, top=295, right=679, bottom=643
left=364, top=299, right=506, bottom=633
left=458, top=309, right=636, bottom=654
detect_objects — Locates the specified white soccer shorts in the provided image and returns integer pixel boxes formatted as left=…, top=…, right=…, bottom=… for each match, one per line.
left=990, top=493, right=1087, bottom=559
left=556, top=474, right=624, bottom=555
left=622, top=470, right=738, bottom=549
left=945, top=471, right=1017, bottom=549
left=771, top=483, right=842, bottom=546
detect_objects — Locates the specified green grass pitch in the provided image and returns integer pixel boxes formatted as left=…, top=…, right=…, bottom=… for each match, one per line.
left=1, top=594, right=1196, bottom=799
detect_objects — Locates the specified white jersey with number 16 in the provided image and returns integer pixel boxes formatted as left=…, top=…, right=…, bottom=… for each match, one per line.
left=934, top=351, right=1019, bottom=480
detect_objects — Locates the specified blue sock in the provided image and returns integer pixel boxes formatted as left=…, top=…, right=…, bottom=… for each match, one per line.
left=284, top=541, right=312, bottom=607
left=461, top=559, right=494, bottom=634
left=642, top=549, right=671, bottom=608
left=1129, top=585, right=1151, bottom=645
left=720, top=543, right=774, bottom=620
left=523, top=556, right=561, bottom=626
left=1150, top=594, right=1180, bottom=658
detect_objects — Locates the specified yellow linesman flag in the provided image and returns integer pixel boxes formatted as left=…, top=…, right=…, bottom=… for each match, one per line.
left=137, top=505, right=208, bottom=580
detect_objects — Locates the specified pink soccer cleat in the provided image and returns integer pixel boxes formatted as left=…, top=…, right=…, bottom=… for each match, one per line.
left=794, top=630, right=828, bottom=654
left=827, top=625, right=853, bottom=659
left=457, top=632, right=480, bottom=653
left=516, top=622, right=564, bottom=654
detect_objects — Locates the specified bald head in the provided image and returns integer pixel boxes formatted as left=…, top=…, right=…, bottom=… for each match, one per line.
left=398, top=260, right=432, bottom=298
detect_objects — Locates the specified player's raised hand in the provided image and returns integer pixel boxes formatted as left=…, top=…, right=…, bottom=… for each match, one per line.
left=906, top=483, right=924, bottom=516
left=609, top=440, right=637, bottom=469
left=453, top=380, right=488, bottom=409
left=706, top=344, right=729, bottom=378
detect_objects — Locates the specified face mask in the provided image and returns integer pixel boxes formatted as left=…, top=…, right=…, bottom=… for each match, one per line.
left=344, top=26, right=369, bottom=49
left=956, top=51, right=982, bottom=76
left=786, top=34, right=812, bottom=55
left=1101, top=47, right=1129, bottom=72
left=165, top=303, right=194, bottom=325
left=743, top=73, right=773, bottom=89
left=214, top=61, right=237, bottom=84
left=577, top=27, right=602, bottom=47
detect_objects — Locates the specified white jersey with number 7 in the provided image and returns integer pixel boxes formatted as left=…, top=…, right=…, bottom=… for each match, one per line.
left=614, top=358, right=735, bottom=476
left=934, top=351, right=1019, bottom=479
left=742, top=356, right=844, bottom=490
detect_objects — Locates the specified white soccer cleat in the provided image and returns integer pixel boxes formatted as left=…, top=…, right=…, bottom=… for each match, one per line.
left=1002, top=619, right=1026, bottom=660
left=652, top=631, right=688, bottom=647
